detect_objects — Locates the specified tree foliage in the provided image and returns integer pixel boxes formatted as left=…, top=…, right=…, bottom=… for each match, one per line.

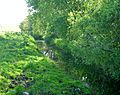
left=19, top=0, right=120, bottom=94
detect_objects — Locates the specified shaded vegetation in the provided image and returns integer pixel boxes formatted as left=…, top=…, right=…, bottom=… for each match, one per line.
left=19, top=0, right=120, bottom=94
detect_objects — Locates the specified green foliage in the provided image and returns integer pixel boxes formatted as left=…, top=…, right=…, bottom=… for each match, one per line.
left=0, top=33, right=90, bottom=95
left=25, top=0, right=120, bottom=94
left=19, top=16, right=31, bottom=32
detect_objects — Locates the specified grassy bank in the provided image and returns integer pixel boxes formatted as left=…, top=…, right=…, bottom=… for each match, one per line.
left=0, top=33, right=90, bottom=95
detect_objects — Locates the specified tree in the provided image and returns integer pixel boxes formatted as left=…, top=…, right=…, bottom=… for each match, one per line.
left=25, top=0, right=120, bottom=94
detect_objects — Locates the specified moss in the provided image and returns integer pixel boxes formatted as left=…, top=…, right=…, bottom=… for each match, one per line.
left=0, top=33, right=91, bottom=95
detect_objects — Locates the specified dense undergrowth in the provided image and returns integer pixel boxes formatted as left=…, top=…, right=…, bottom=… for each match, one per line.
left=0, top=33, right=90, bottom=95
